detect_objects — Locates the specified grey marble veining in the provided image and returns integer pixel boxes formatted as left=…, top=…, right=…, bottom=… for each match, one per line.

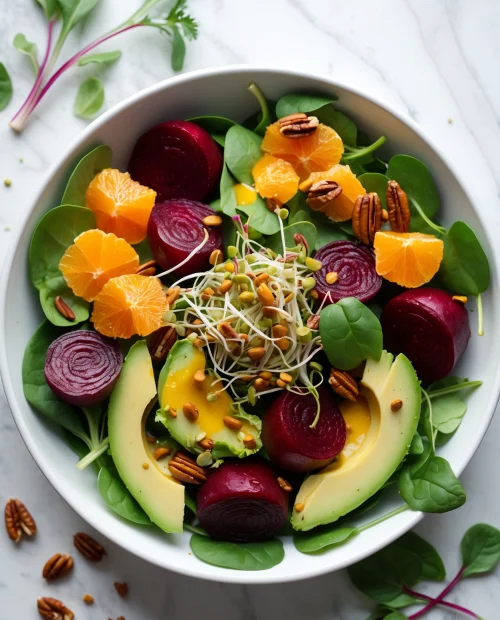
left=0, top=1, right=499, bottom=618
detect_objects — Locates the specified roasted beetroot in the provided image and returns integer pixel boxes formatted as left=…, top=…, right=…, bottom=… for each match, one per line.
left=314, top=240, right=382, bottom=305
left=381, top=288, right=471, bottom=384
left=45, top=330, right=123, bottom=407
left=147, top=199, right=223, bottom=277
left=262, top=386, right=346, bottom=472
left=197, top=459, right=288, bottom=542
left=128, top=120, right=223, bottom=202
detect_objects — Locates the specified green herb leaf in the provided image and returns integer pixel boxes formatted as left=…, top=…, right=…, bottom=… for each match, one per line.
left=58, top=0, right=100, bottom=37
left=236, top=195, right=281, bottom=235
left=409, top=433, right=424, bottom=455
left=39, top=274, right=93, bottom=326
left=219, top=163, right=238, bottom=217
left=61, top=144, right=112, bottom=206
left=291, top=208, right=352, bottom=249
left=74, top=76, right=105, bottom=119
left=77, top=50, right=122, bottom=66
left=431, top=393, right=466, bottom=435
left=224, top=125, right=262, bottom=185
left=342, top=136, right=387, bottom=166
left=395, top=531, right=446, bottom=581
left=320, top=298, right=383, bottom=370
left=98, top=464, right=152, bottom=525
left=461, top=523, right=500, bottom=578
left=316, top=105, right=357, bottom=146
left=170, top=24, right=186, bottom=71
left=0, top=63, right=13, bottom=112
left=190, top=534, right=284, bottom=571
left=36, top=0, right=58, bottom=19
left=358, top=173, right=391, bottom=209
left=384, top=613, right=409, bottom=620
left=267, top=220, right=318, bottom=256
left=248, top=83, right=272, bottom=136
left=13, top=33, right=39, bottom=75
left=188, top=115, right=235, bottom=144
left=275, top=93, right=337, bottom=118
left=294, top=525, right=358, bottom=554
left=398, top=455, right=466, bottom=513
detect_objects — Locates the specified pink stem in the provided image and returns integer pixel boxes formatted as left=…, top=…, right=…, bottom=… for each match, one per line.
left=408, top=567, right=466, bottom=619
left=404, top=585, right=481, bottom=619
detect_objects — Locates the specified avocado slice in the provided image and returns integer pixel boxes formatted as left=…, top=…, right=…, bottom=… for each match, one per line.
left=108, top=340, right=184, bottom=533
left=292, top=351, right=420, bottom=531
left=156, top=340, right=262, bottom=460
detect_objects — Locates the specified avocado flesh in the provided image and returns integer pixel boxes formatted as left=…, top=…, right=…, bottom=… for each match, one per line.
left=292, top=351, right=420, bottom=531
left=108, top=340, right=184, bottom=533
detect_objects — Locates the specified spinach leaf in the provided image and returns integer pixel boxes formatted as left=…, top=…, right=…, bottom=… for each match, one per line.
left=35, top=0, right=58, bottom=19
left=461, top=523, right=500, bottom=578
left=61, top=144, right=112, bottom=206
left=77, top=50, right=122, bottom=66
left=398, top=456, right=466, bottom=513
left=266, top=220, right=317, bottom=255
left=170, top=24, right=186, bottom=71
left=224, top=125, right=262, bottom=185
left=188, top=115, right=235, bottom=148
left=316, top=105, right=357, bottom=146
left=384, top=613, right=408, bottom=620
left=236, top=195, right=280, bottom=235
left=431, top=393, right=466, bottom=435
left=417, top=391, right=434, bottom=450
left=13, top=33, right=38, bottom=75
left=294, top=525, right=358, bottom=554
left=0, top=63, right=13, bottom=111
left=133, top=239, right=154, bottom=264
left=58, top=0, right=100, bottom=38
left=394, top=531, right=446, bottom=581
left=275, top=93, right=337, bottom=118
left=74, top=76, right=105, bottom=119
left=190, top=534, right=284, bottom=571
left=342, top=136, right=387, bottom=166
left=291, top=208, right=352, bottom=250
left=248, top=82, right=271, bottom=136
left=219, top=163, right=238, bottom=217
left=40, top=274, right=92, bottom=326
left=358, top=173, right=391, bottom=209
left=320, top=298, right=383, bottom=370
left=97, top=464, right=151, bottom=525
left=409, top=433, right=424, bottom=455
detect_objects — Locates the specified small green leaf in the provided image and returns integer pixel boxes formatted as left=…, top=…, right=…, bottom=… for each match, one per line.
left=248, top=83, right=272, bottom=136
left=294, top=525, right=358, bottom=554
left=77, top=50, right=122, bottom=66
left=461, top=523, right=500, bottom=578
left=224, top=125, right=262, bottom=185
left=35, top=0, right=58, bottom=19
left=13, top=33, right=38, bottom=75
left=0, top=63, right=13, bottom=111
left=267, top=220, right=318, bottom=256
left=431, top=393, right=466, bottom=435
left=98, top=465, right=152, bottom=525
left=316, top=105, right=357, bottom=146
left=171, top=24, right=186, bottom=71
left=58, top=0, right=100, bottom=36
left=219, top=163, right=238, bottom=217
left=384, top=613, right=409, bottom=620
left=275, top=93, right=337, bottom=118
left=358, top=173, right=391, bottom=209
left=74, top=77, right=105, bottom=119
left=61, top=144, right=112, bottom=206
left=237, top=195, right=280, bottom=236
left=395, top=531, right=446, bottom=581
left=190, top=534, right=284, bottom=571
left=409, top=433, right=424, bottom=455
left=39, top=275, right=91, bottom=327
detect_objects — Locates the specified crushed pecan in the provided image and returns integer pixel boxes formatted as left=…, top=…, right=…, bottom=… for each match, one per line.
left=306, top=314, right=320, bottom=330
left=277, top=477, right=293, bottom=492
left=148, top=326, right=177, bottom=363
left=54, top=296, right=76, bottom=321
left=166, top=286, right=181, bottom=306
left=168, top=452, right=207, bottom=485
left=328, top=369, right=359, bottom=402
left=306, top=180, right=342, bottom=211
left=73, top=532, right=106, bottom=562
left=135, top=260, right=157, bottom=277
left=114, top=582, right=128, bottom=598
left=278, top=113, right=319, bottom=138
left=43, top=553, right=74, bottom=581
left=293, top=232, right=309, bottom=254
left=4, top=498, right=36, bottom=542
left=37, top=597, right=74, bottom=620
left=386, top=180, right=411, bottom=232
left=352, top=192, right=382, bottom=245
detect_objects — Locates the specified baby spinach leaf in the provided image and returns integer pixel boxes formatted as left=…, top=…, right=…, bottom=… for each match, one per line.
left=74, top=76, right=105, bottom=119
left=13, top=33, right=38, bottom=75
left=58, top=0, right=100, bottom=38
left=61, top=144, right=112, bottom=206
left=39, top=275, right=92, bottom=326
left=188, top=115, right=235, bottom=148
left=275, top=93, right=337, bottom=118
left=0, top=63, right=13, bottom=111
left=63, top=430, right=91, bottom=460
left=431, top=393, right=466, bottom=435
left=358, top=173, right=391, bottom=209
left=417, top=392, right=434, bottom=450
left=267, top=220, right=317, bottom=255
left=248, top=82, right=271, bottom=136
left=316, top=105, right=357, bottom=146
left=219, top=163, right=238, bottom=217
left=224, top=125, right=262, bottom=185
left=291, top=208, right=352, bottom=250
left=320, top=298, right=383, bottom=370
left=35, top=0, right=58, bottom=19
left=97, top=464, right=151, bottom=525
left=398, top=455, right=466, bottom=513
left=170, top=24, right=186, bottom=71
left=342, top=136, right=387, bottom=166
left=236, top=195, right=280, bottom=235
left=133, top=239, right=154, bottom=263
left=438, top=221, right=490, bottom=296
left=190, top=534, right=284, bottom=571
left=409, top=433, right=424, bottom=455
left=294, top=525, right=358, bottom=554
left=394, top=531, right=446, bottom=581
left=384, top=613, right=408, bottom=620
left=77, top=50, right=122, bottom=66
left=461, top=523, right=500, bottom=578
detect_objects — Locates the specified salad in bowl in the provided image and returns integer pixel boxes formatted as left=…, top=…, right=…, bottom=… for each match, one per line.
left=20, top=81, right=490, bottom=572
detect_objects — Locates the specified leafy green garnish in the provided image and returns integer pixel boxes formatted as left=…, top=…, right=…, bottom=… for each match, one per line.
left=190, top=535, right=284, bottom=571
left=461, top=523, right=500, bottom=578
left=248, top=82, right=272, bottom=136
left=77, top=50, right=122, bottom=66
left=13, top=33, right=39, bottom=75
left=275, top=93, right=337, bottom=118
left=97, top=464, right=151, bottom=525
left=224, top=125, right=262, bottom=185
left=358, top=172, right=391, bottom=209
left=0, top=63, right=13, bottom=112
left=61, top=144, right=112, bottom=206
left=74, top=76, right=105, bottom=119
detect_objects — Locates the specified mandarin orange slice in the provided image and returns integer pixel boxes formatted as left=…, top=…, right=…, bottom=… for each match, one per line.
left=91, top=274, right=167, bottom=338
left=85, top=168, right=157, bottom=244
left=252, top=154, right=299, bottom=204
left=59, top=229, right=139, bottom=302
left=374, top=231, right=444, bottom=288
left=261, top=123, right=344, bottom=181
left=299, top=164, right=366, bottom=222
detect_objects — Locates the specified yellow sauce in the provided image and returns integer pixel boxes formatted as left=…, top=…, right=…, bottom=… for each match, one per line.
left=234, top=183, right=257, bottom=205
left=327, top=395, right=371, bottom=471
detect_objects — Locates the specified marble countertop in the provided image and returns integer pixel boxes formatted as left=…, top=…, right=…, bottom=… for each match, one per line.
left=1, top=0, right=500, bottom=618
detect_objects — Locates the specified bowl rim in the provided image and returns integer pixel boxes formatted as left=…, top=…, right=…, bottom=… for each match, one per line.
left=1, top=64, right=499, bottom=584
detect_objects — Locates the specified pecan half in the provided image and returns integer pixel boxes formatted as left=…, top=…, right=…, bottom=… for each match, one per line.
left=136, top=260, right=157, bottom=277
left=4, top=498, right=36, bottom=542
left=148, top=326, right=177, bottom=363
left=386, top=180, right=411, bottom=232
left=306, top=180, right=342, bottom=211
left=265, top=197, right=282, bottom=213
left=278, top=113, right=319, bottom=138
left=73, top=532, right=106, bottom=562
left=293, top=233, right=309, bottom=254
left=37, top=597, right=74, bottom=620
left=352, top=192, right=382, bottom=245
left=328, top=369, right=359, bottom=402
left=43, top=553, right=74, bottom=581
left=168, top=452, right=207, bottom=485
left=306, top=314, right=320, bottom=330
left=114, top=582, right=128, bottom=598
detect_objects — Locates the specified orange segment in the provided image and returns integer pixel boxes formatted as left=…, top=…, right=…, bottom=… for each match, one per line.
left=300, top=164, right=366, bottom=222
left=261, top=123, right=344, bottom=181
left=59, top=229, right=139, bottom=302
left=252, top=154, right=299, bottom=204
left=86, top=168, right=157, bottom=244
left=374, top=231, right=444, bottom=288
left=91, top=274, right=167, bottom=339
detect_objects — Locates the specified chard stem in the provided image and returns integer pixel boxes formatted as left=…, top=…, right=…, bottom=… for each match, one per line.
left=357, top=504, right=409, bottom=532
left=408, top=566, right=466, bottom=619
left=76, top=438, right=110, bottom=471
left=476, top=293, right=484, bottom=336
left=403, top=587, right=482, bottom=619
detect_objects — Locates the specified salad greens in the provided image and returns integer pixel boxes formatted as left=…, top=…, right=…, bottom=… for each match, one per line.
left=190, top=535, right=285, bottom=571
left=74, top=76, right=105, bottom=119
left=61, top=144, right=112, bottom=206
left=0, top=63, right=13, bottom=111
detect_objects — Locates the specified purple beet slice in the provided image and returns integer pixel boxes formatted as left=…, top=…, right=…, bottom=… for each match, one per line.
left=128, top=120, right=223, bottom=202
left=381, top=288, right=471, bottom=384
left=45, top=330, right=123, bottom=407
left=262, top=386, right=346, bottom=473
left=197, top=459, right=288, bottom=543
left=147, top=199, right=223, bottom=277
left=314, top=240, right=382, bottom=305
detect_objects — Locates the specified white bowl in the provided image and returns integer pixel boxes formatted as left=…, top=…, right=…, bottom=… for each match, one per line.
left=1, top=66, right=499, bottom=584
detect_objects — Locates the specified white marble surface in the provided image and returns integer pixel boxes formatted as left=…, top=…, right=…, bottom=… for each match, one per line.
left=1, top=0, right=500, bottom=618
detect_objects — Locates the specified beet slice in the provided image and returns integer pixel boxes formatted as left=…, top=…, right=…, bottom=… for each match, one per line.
left=45, top=330, right=123, bottom=407
left=128, top=120, right=223, bottom=202
left=147, top=199, right=222, bottom=277
left=197, top=459, right=288, bottom=542
left=381, top=288, right=471, bottom=384
left=262, top=386, right=346, bottom=472
left=314, top=240, right=382, bottom=305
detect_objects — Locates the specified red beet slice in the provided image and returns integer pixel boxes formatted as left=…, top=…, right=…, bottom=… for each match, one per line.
left=262, top=386, right=346, bottom=472
left=128, top=120, right=223, bottom=202
left=381, top=288, right=471, bottom=384
left=45, top=330, right=123, bottom=407
left=147, top=199, right=223, bottom=277
left=197, top=459, right=288, bottom=543
left=314, top=240, right=382, bottom=305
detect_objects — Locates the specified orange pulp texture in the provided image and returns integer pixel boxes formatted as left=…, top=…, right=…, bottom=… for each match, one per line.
left=252, top=154, right=300, bottom=204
